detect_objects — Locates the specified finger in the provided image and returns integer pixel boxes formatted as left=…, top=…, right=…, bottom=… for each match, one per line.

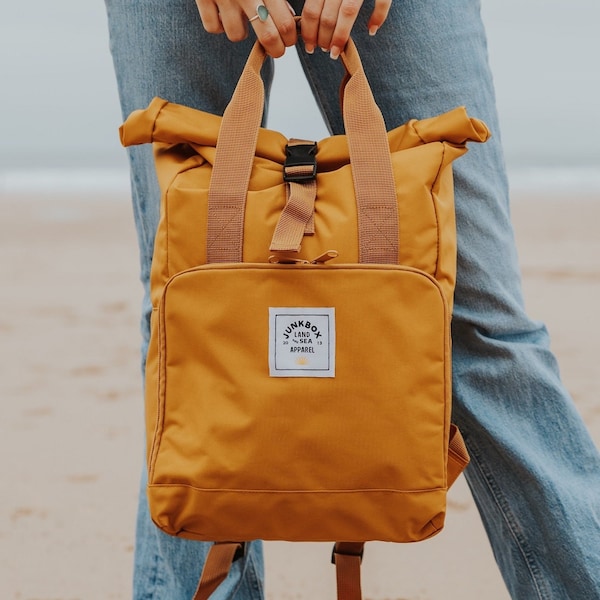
left=196, top=0, right=225, bottom=34
left=247, top=2, right=286, bottom=57
left=328, top=0, right=363, bottom=59
left=219, top=1, right=250, bottom=42
left=367, top=0, right=391, bottom=36
left=262, top=0, right=298, bottom=47
left=300, top=0, right=325, bottom=54
left=315, top=0, right=343, bottom=51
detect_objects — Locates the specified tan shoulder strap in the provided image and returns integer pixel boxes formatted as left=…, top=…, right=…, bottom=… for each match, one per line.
left=192, top=542, right=246, bottom=600
left=447, top=424, right=470, bottom=487
left=194, top=541, right=364, bottom=600
left=332, top=542, right=364, bottom=600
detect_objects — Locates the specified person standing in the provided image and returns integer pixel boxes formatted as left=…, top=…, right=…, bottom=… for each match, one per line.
left=105, top=0, right=600, bottom=597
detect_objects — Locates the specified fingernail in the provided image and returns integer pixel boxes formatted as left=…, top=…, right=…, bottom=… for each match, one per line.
left=330, top=46, right=340, bottom=60
left=321, top=47, right=328, bottom=52
left=305, top=43, right=314, bottom=54
left=286, top=1, right=296, bottom=15
left=369, top=25, right=379, bottom=36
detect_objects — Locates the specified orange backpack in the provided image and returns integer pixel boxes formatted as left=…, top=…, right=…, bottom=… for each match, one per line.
left=120, top=38, right=489, bottom=600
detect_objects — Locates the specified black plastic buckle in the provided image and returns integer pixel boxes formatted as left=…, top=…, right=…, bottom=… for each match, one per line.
left=283, top=142, right=317, bottom=183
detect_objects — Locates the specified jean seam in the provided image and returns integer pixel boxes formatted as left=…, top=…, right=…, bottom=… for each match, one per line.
left=220, top=544, right=264, bottom=600
left=226, top=548, right=251, bottom=600
left=130, top=164, right=151, bottom=267
left=139, top=546, right=166, bottom=600
left=244, top=546, right=265, bottom=600
left=465, top=435, right=550, bottom=600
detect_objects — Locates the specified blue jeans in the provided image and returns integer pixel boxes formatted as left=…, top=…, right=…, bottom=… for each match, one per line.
left=105, top=0, right=600, bottom=598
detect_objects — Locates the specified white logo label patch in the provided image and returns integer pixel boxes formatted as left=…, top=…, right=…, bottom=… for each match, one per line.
left=269, top=307, right=335, bottom=377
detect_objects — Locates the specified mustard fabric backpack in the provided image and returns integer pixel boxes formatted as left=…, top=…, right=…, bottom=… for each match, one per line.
left=120, top=38, right=489, bottom=600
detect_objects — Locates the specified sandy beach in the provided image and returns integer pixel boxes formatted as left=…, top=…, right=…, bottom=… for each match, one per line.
left=1, top=188, right=598, bottom=599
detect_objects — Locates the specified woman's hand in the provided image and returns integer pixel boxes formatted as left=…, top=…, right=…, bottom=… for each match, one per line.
left=300, top=0, right=391, bottom=58
left=195, top=0, right=391, bottom=58
left=196, top=0, right=297, bottom=57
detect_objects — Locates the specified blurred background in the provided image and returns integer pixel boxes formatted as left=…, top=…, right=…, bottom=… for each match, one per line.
left=0, top=0, right=599, bottom=194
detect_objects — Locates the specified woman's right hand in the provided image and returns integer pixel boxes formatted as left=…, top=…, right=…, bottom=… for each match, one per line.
left=300, top=0, right=391, bottom=59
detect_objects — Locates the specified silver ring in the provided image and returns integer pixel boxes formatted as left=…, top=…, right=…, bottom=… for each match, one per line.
left=249, top=4, right=269, bottom=22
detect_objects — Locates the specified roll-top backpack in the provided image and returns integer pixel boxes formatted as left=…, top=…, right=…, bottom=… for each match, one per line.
left=120, top=37, right=489, bottom=600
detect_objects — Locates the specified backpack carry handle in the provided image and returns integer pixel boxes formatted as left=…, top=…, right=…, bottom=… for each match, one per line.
left=206, top=38, right=399, bottom=265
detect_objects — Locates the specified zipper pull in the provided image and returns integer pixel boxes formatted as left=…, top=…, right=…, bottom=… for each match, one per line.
left=311, top=250, right=338, bottom=264
left=268, top=250, right=338, bottom=264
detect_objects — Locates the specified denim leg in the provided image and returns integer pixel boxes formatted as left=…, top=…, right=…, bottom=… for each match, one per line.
left=105, top=1, right=270, bottom=598
left=295, top=1, right=600, bottom=597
